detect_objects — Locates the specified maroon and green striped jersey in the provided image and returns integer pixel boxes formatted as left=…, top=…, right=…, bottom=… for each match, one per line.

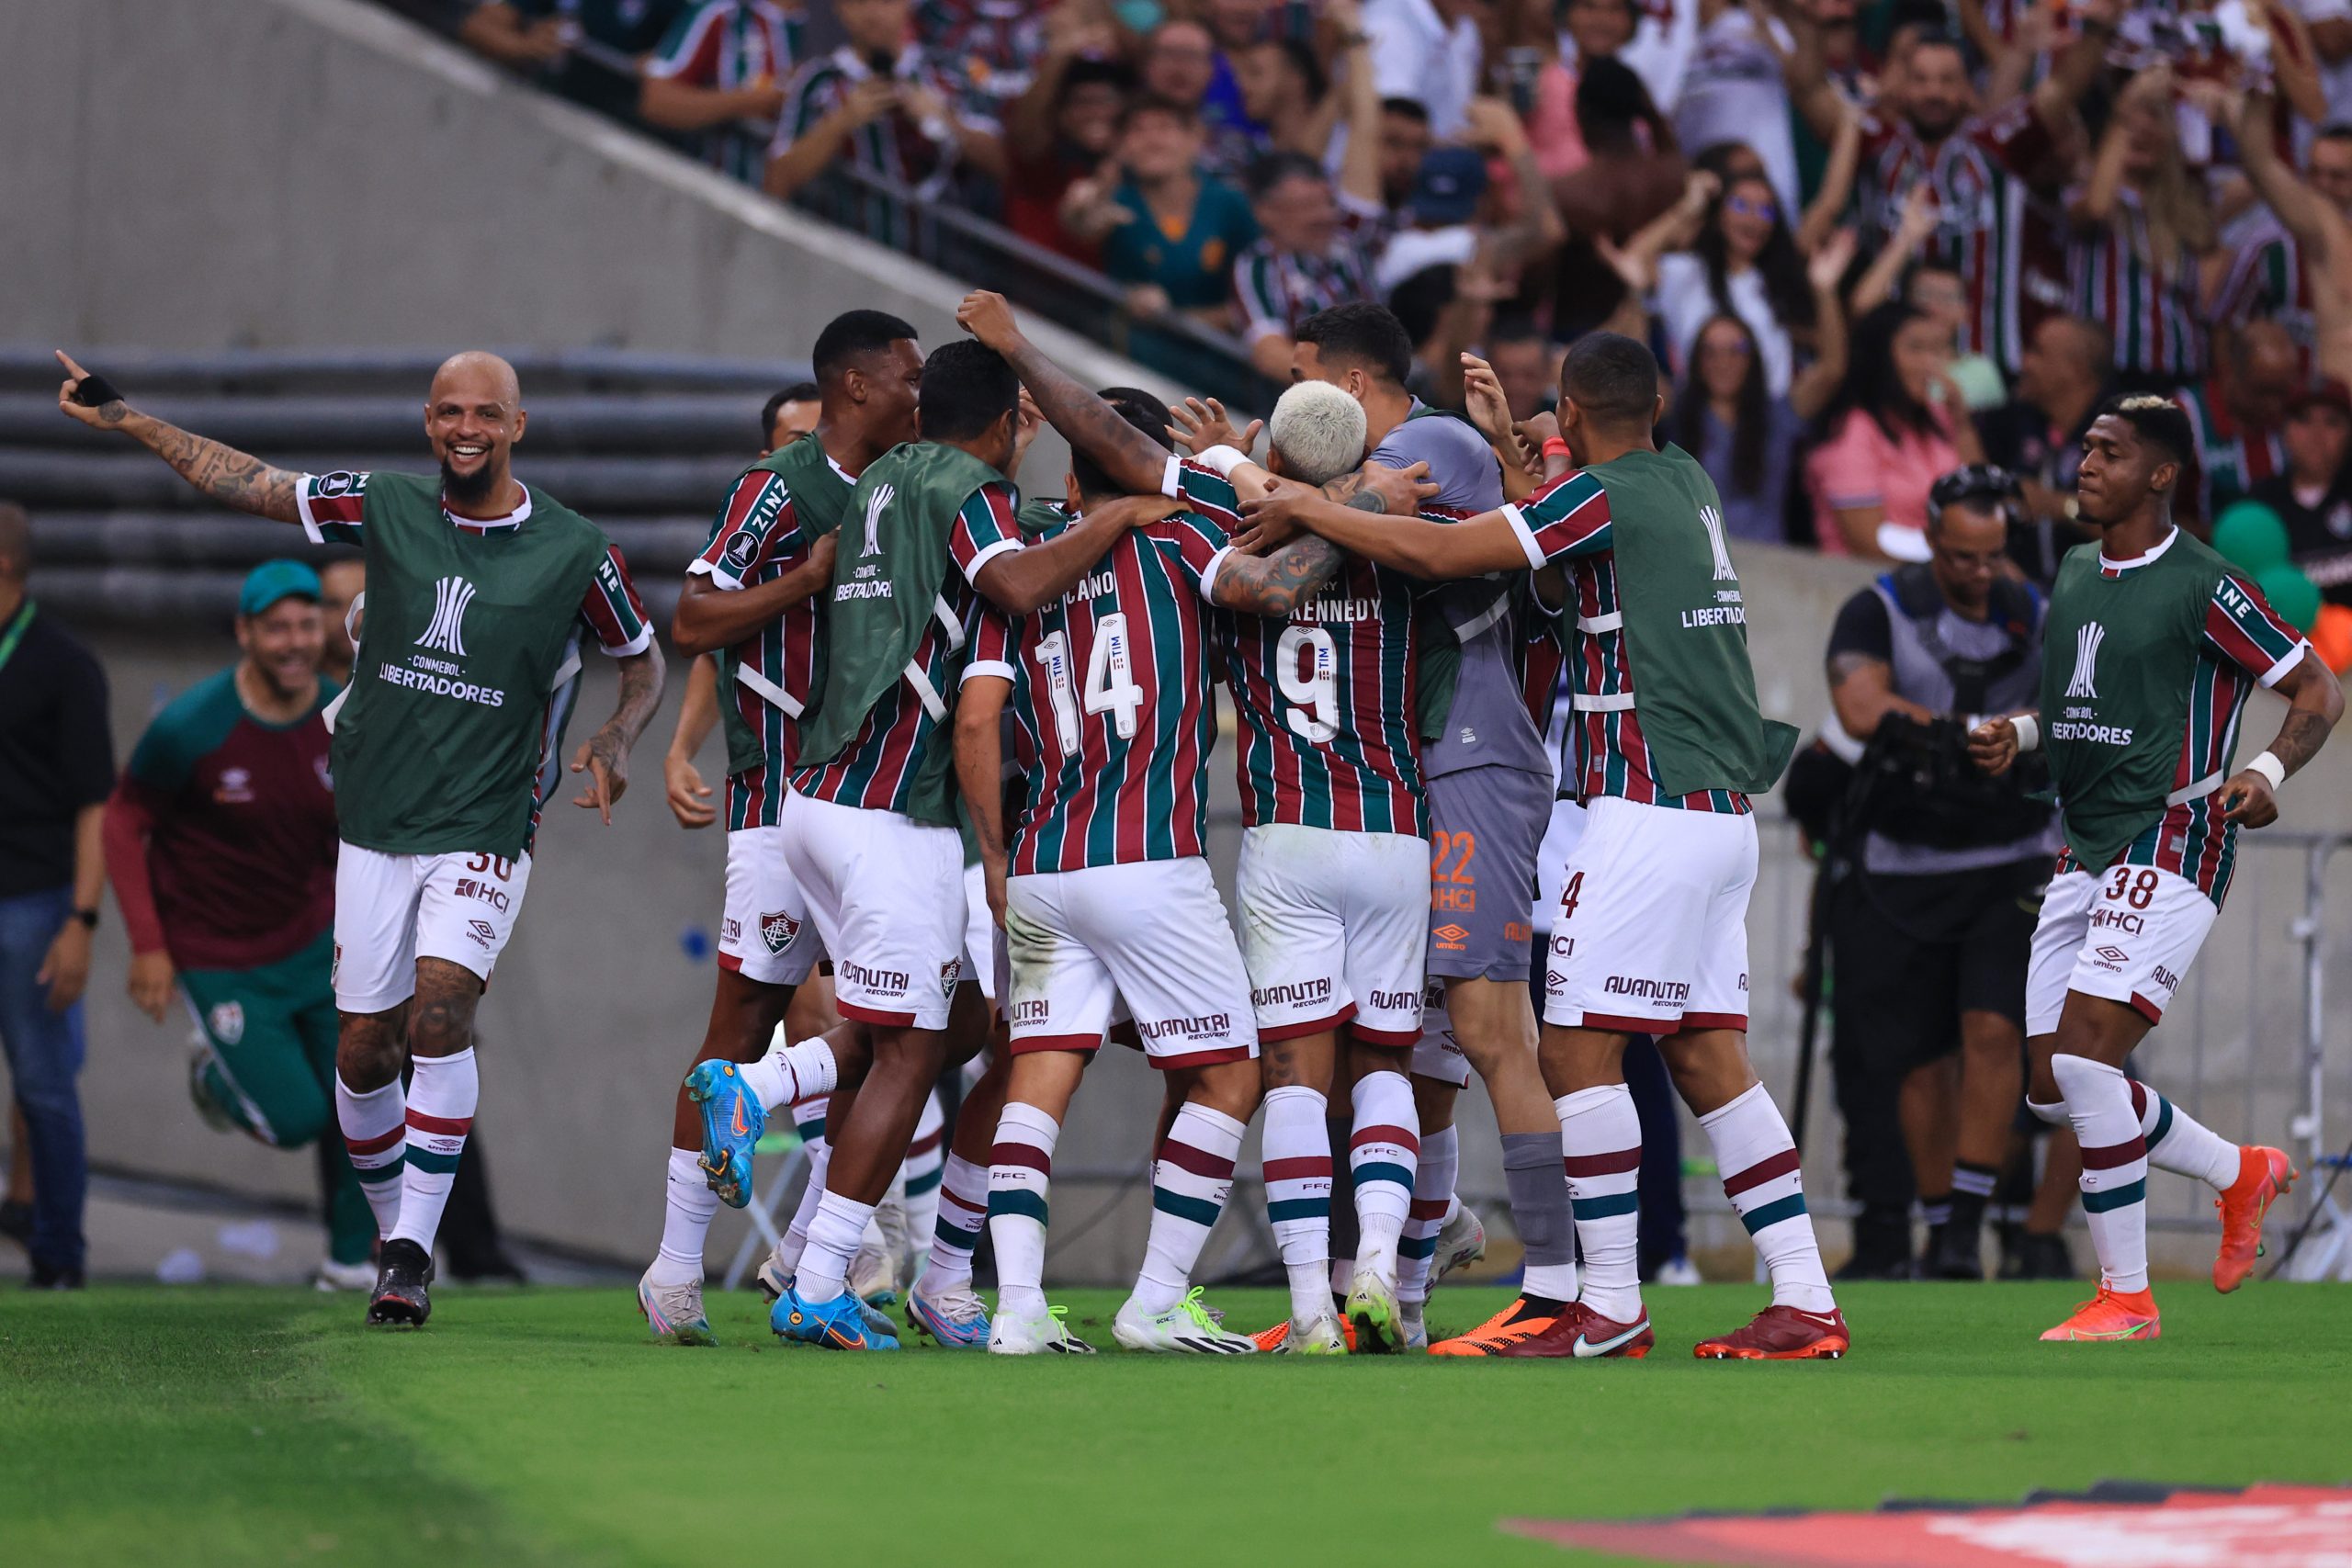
left=2174, top=382, right=2287, bottom=525
left=644, top=0, right=803, bottom=183
left=690, top=443, right=854, bottom=830
left=967, top=508, right=1231, bottom=874
left=790, top=480, right=1023, bottom=817
left=2052, top=536, right=2309, bottom=903
left=2215, top=212, right=2318, bottom=375
left=2064, top=186, right=2208, bottom=381
left=1508, top=468, right=1750, bottom=815
left=1857, top=102, right=2061, bottom=372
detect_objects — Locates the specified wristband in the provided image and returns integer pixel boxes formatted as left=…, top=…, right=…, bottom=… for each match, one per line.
left=2246, top=750, right=2287, bottom=793
left=72, top=908, right=98, bottom=931
left=1540, top=436, right=1573, bottom=461
left=1194, top=444, right=1250, bottom=479
left=2011, top=714, right=2040, bottom=752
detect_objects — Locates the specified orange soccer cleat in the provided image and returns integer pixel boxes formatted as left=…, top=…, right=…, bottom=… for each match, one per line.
left=1693, top=1303, right=1849, bottom=1359
left=2039, top=1285, right=2161, bottom=1342
left=1250, top=1314, right=1357, bottom=1353
left=2214, top=1145, right=2296, bottom=1293
left=1427, top=1297, right=1562, bottom=1357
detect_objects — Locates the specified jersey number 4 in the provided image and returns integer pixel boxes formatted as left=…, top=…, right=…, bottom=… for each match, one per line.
left=1035, top=615, right=1143, bottom=751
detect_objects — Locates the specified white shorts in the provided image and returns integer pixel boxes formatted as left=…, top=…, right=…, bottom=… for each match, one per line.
left=1236, top=825, right=1428, bottom=1047
left=718, top=825, right=823, bottom=987
left=1409, top=976, right=1472, bottom=1087
left=1543, top=795, right=1755, bottom=1034
left=2025, top=864, right=2218, bottom=1038
left=780, top=788, right=965, bottom=1031
left=332, top=842, right=533, bottom=1013
left=1006, top=858, right=1257, bottom=1069
left=963, top=861, right=1008, bottom=1004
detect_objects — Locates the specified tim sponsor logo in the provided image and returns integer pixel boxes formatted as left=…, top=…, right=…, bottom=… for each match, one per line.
left=1603, top=976, right=1690, bottom=1004
left=1138, top=1012, right=1232, bottom=1042
left=840, top=960, right=910, bottom=997
left=1252, top=976, right=1332, bottom=1009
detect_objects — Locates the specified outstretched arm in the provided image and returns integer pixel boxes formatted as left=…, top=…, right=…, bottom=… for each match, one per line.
left=1240, top=490, right=1528, bottom=579
left=55, top=352, right=300, bottom=523
left=973, top=494, right=1164, bottom=614
left=2218, top=656, right=2344, bottom=827
left=958, top=291, right=1171, bottom=497
left=1210, top=534, right=1347, bottom=616
left=569, top=649, right=668, bottom=825
left=2238, top=87, right=2337, bottom=254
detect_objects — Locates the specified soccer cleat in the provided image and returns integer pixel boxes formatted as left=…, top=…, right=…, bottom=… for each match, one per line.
left=1695, top=1303, right=1850, bottom=1359
left=1344, top=1262, right=1404, bottom=1353
left=850, top=1229, right=899, bottom=1308
left=312, top=1258, right=379, bottom=1292
left=907, top=1279, right=992, bottom=1348
left=1428, top=1296, right=1563, bottom=1357
left=755, top=1247, right=792, bottom=1303
left=1272, top=1310, right=1351, bottom=1355
left=1114, top=1288, right=1259, bottom=1354
left=1398, top=1298, right=1428, bottom=1349
left=988, top=1303, right=1096, bottom=1355
left=365, top=1238, right=434, bottom=1328
left=2040, top=1285, right=2160, bottom=1342
left=873, top=1191, right=912, bottom=1294
left=1496, top=1300, right=1655, bottom=1359
left=684, top=1060, right=764, bottom=1209
left=637, top=1269, right=717, bottom=1346
left=2214, top=1145, right=2296, bottom=1293
left=1433, top=1200, right=1487, bottom=1282
left=773, top=1283, right=898, bottom=1350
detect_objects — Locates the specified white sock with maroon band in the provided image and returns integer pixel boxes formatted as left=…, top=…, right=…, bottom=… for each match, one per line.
left=2053, top=1055, right=2152, bottom=1293
left=989, top=1103, right=1060, bottom=1318
left=336, top=1075, right=406, bottom=1239
left=389, top=1048, right=477, bottom=1252
left=741, top=1035, right=839, bottom=1115
left=1701, top=1083, right=1835, bottom=1314
left=2130, top=1079, right=2241, bottom=1190
left=1556, top=1086, right=1644, bottom=1322
left=1397, top=1122, right=1458, bottom=1306
left=650, top=1146, right=719, bottom=1287
left=775, top=1135, right=831, bottom=1280
left=1261, top=1086, right=1333, bottom=1322
left=921, top=1153, right=989, bottom=1290
left=1349, top=1072, right=1419, bottom=1269
left=796, top=1188, right=876, bottom=1305
left=1135, top=1103, right=1248, bottom=1314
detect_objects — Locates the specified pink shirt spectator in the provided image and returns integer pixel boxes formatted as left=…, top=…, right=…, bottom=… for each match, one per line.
left=1526, top=63, right=1589, bottom=181
left=1805, top=406, right=1962, bottom=557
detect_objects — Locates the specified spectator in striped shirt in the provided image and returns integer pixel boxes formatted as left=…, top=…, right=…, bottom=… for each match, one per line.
left=2064, top=66, right=2215, bottom=391
left=1230, top=145, right=1387, bottom=378
left=638, top=0, right=800, bottom=185
left=2176, top=320, right=2302, bottom=529
left=2213, top=125, right=2349, bottom=378
left=763, top=0, right=1004, bottom=210
left=1977, top=314, right=2111, bottom=584
left=2235, top=87, right=2352, bottom=391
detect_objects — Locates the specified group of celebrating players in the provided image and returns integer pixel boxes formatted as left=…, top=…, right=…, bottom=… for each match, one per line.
left=53, top=277, right=2339, bottom=1355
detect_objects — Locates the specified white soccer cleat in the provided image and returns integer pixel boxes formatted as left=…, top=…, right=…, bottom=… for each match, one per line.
left=1433, top=1200, right=1487, bottom=1283
left=1398, top=1298, right=1429, bottom=1350
left=907, top=1279, right=992, bottom=1349
left=1113, top=1288, right=1258, bottom=1354
left=851, top=1214, right=899, bottom=1306
left=874, top=1190, right=912, bottom=1293
left=755, top=1241, right=793, bottom=1303
left=637, top=1269, right=717, bottom=1346
left=1282, top=1311, right=1351, bottom=1355
left=311, top=1258, right=378, bottom=1292
left=988, top=1303, right=1097, bottom=1355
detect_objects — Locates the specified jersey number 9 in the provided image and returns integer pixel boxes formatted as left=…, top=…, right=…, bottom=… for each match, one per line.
left=1276, top=625, right=1340, bottom=744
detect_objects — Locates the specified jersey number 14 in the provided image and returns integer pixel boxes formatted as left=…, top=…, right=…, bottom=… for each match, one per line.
left=1035, top=615, right=1143, bottom=750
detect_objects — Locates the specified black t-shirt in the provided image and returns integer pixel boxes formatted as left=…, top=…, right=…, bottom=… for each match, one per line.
left=0, top=602, right=114, bottom=898
left=2249, top=471, right=2352, bottom=609
left=1826, top=585, right=1893, bottom=664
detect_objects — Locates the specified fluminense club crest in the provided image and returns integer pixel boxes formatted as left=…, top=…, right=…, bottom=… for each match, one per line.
left=759, top=909, right=801, bottom=953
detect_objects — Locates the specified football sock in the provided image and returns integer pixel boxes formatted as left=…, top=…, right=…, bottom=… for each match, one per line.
left=1702, top=1082, right=1835, bottom=1313
left=2053, top=1055, right=2150, bottom=1293
left=900, top=1090, right=946, bottom=1280
left=2131, top=1079, right=2240, bottom=1190
left=1261, top=1085, right=1333, bottom=1321
left=650, top=1146, right=718, bottom=1287
left=2027, top=1098, right=2069, bottom=1127
left=1949, top=1160, right=1998, bottom=1236
left=796, top=1188, right=875, bottom=1305
left=336, top=1075, right=406, bottom=1239
left=1328, top=1108, right=1359, bottom=1297
left=1396, top=1122, right=1456, bottom=1305
left=741, top=1034, right=838, bottom=1115
left=922, top=1153, right=989, bottom=1291
left=1349, top=1072, right=1419, bottom=1271
left=775, top=1134, right=831, bottom=1280
left=389, top=1048, right=477, bottom=1253
left=989, top=1101, right=1060, bottom=1318
left=1919, top=1191, right=1952, bottom=1230
left=1135, top=1102, right=1247, bottom=1314
left=1557, top=1085, right=1644, bottom=1320
left=1501, top=1129, right=1577, bottom=1305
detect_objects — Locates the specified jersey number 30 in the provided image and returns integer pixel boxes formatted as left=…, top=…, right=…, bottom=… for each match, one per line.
left=1276, top=625, right=1340, bottom=744
left=1035, top=614, right=1143, bottom=750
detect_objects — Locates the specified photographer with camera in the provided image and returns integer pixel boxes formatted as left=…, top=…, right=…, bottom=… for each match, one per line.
left=1819, top=467, right=2062, bottom=1280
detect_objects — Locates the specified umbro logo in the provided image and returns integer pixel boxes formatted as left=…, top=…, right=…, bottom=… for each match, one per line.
left=2095, top=944, right=2129, bottom=964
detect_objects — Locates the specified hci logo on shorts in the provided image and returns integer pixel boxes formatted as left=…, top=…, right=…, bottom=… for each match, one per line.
left=2066, top=622, right=2104, bottom=700
left=415, top=576, right=477, bottom=657
left=760, top=909, right=801, bottom=953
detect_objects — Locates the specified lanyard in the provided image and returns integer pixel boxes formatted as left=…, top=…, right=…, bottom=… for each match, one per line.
left=0, top=601, right=32, bottom=678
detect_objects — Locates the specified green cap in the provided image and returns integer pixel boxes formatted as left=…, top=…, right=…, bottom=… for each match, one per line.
left=239, top=558, right=322, bottom=616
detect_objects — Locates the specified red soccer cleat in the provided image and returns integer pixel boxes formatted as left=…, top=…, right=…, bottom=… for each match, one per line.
left=1693, top=1303, right=1849, bottom=1359
left=2214, top=1145, right=2296, bottom=1293
left=2039, top=1285, right=2160, bottom=1342
left=1494, top=1301, right=1655, bottom=1359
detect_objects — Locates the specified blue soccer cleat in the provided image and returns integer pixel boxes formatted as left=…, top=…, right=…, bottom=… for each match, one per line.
left=683, top=1059, right=764, bottom=1208
left=773, top=1283, right=899, bottom=1350
left=907, top=1279, right=992, bottom=1348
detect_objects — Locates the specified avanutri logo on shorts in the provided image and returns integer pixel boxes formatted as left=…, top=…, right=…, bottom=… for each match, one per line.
left=415, top=576, right=477, bottom=657
left=2066, top=621, right=2104, bottom=700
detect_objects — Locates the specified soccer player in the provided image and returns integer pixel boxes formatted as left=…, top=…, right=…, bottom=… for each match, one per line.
left=1968, top=394, right=2340, bottom=1343
left=57, top=348, right=665, bottom=1328
left=102, top=560, right=372, bottom=1290
left=636, top=311, right=921, bottom=1343
left=759, top=335, right=1158, bottom=1351
left=956, top=385, right=1349, bottom=1355
left=1243, top=333, right=1849, bottom=1359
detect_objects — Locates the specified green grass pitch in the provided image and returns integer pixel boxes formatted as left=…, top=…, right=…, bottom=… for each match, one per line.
left=6, top=1282, right=2347, bottom=1567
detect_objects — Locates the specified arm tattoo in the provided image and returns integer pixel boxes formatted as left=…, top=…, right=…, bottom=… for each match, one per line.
left=1826, top=650, right=1884, bottom=691
left=2269, top=707, right=2332, bottom=775
left=1320, top=471, right=1384, bottom=513
left=1216, top=534, right=1344, bottom=616
left=594, top=650, right=665, bottom=761
left=137, top=416, right=302, bottom=523
left=1002, top=340, right=1168, bottom=494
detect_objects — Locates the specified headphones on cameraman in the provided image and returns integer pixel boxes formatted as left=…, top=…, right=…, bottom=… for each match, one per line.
left=1926, top=464, right=2022, bottom=527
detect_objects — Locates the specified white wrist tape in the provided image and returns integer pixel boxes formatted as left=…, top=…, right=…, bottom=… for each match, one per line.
left=2011, top=713, right=2040, bottom=753
left=2247, top=750, right=2287, bottom=792
left=1194, top=444, right=1250, bottom=479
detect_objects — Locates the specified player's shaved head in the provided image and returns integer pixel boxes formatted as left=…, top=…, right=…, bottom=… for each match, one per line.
left=430, top=350, right=522, bottom=410
left=424, top=351, right=528, bottom=508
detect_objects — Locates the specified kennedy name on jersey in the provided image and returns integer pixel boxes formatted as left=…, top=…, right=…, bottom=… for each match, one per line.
left=1291, top=592, right=1380, bottom=625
